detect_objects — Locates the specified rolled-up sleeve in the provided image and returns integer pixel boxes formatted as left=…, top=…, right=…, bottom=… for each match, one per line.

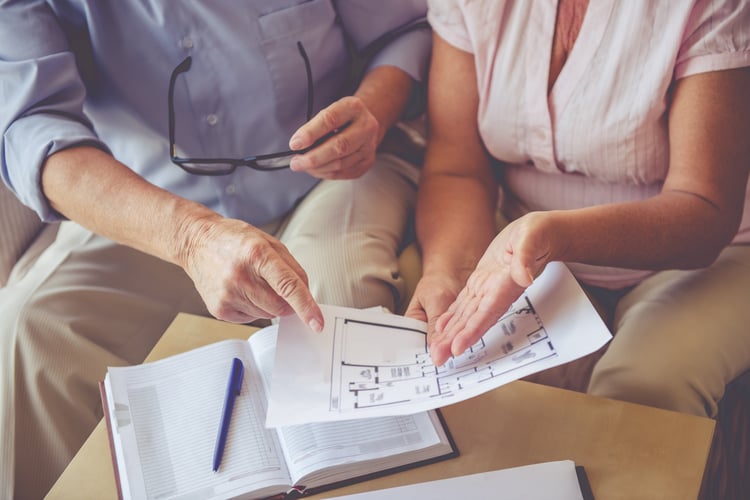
left=367, top=28, right=431, bottom=83
left=0, top=1, right=108, bottom=222
left=335, top=0, right=431, bottom=83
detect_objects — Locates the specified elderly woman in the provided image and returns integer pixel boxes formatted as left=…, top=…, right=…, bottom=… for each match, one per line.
left=407, top=0, right=750, bottom=417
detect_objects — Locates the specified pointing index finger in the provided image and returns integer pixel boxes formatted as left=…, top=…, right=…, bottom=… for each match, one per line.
left=268, top=269, right=324, bottom=333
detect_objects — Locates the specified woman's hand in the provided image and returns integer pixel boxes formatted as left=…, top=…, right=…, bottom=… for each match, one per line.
left=428, top=212, right=556, bottom=366
left=404, top=270, right=466, bottom=343
left=181, top=216, right=324, bottom=331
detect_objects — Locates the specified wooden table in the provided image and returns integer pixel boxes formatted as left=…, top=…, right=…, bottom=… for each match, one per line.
left=46, top=313, right=715, bottom=500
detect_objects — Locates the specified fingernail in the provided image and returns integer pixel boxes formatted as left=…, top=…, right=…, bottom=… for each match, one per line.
left=290, top=156, right=307, bottom=170
left=526, top=267, right=535, bottom=285
left=308, top=318, right=323, bottom=333
left=289, top=136, right=303, bottom=150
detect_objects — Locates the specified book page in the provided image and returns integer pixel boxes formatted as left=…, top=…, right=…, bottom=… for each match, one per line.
left=105, top=339, right=291, bottom=499
left=266, top=262, right=612, bottom=427
left=278, top=412, right=445, bottom=488
left=322, top=460, right=586, bottom=500
left=246, top=325, right=448, bottom=489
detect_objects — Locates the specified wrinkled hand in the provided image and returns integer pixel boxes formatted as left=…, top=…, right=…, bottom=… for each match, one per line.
left=183, top=217, right=323, bottom=331
left=428, top=213, right=554, bottom=366
left=404, top=271, right=465, bottom=342
left=288, top=96, right=379, bottom=180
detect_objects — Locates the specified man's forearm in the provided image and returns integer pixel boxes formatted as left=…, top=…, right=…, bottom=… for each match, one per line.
left=354, top=65, right=415, bottom=143
left=41, top=145, right=219, bottom=268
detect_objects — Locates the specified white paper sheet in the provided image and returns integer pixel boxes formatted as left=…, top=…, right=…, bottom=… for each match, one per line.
left=266, top=262, right=611, bottom=427
left=321, top=460, right=586, bottom=500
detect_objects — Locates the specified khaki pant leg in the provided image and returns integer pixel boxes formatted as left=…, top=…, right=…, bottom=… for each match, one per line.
left=588, top=245, right=750, bottom=417
left=0, top=222, right=208, bottom=499
left=278, top=153, right=419, bottom=312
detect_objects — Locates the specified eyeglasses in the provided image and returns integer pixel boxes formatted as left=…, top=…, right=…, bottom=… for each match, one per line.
left=168, top=42, right=322, bottom=176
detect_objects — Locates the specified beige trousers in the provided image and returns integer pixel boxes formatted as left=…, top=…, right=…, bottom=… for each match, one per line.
left=0, top=153, right=418, bottom=499
left=587, top=244, right=750, bottom=418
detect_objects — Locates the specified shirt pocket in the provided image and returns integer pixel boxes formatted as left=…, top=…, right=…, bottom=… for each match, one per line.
left=257, top=0, right=348, bottom=125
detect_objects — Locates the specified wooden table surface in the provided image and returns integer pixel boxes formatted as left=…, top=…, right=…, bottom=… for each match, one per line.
left=47, top=313, right=715, bottom=500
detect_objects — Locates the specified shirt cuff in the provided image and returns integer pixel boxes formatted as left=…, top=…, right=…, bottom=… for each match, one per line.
left=367, top=27, right=432, bottom=83
left=675, top=51, right=750, bottom=80
left=3, top=113, right=110, bottom=222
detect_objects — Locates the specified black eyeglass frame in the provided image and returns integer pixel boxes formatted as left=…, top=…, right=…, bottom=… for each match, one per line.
left=168, top=41, right=322, bottom=176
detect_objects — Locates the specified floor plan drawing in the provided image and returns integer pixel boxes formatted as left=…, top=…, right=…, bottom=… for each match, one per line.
left=328, top=296, right=557, bottom=413
left=267, top=262, right=613, bottom=427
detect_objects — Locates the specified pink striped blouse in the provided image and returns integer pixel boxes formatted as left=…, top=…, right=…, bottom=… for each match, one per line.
left=428, top=0, right=750, bottom=288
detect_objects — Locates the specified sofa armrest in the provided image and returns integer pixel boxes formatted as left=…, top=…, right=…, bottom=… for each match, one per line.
left=0, top=182, right=45, bottom=287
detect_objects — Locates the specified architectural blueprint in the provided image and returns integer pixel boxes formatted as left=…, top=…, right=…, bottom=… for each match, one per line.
left=266, top=262, right=612, bottom=427
left=329, top=296, right=553, bottom=412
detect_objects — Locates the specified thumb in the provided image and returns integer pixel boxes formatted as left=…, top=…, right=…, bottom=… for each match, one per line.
left=510, top=261, right=536, bottom=288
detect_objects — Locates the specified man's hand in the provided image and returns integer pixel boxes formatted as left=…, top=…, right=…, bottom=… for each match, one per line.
left=288, top=96, right=379, bottom=180
left=181, top=216, right=324, bottom=331
left=287, top=64, right=414, bottom=180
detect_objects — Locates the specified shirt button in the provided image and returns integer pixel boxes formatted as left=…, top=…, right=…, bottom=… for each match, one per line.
left=180, top=36, right=194, bottom=49
left=225, top=184, right=237, bottom=195
left=206, top=114, right=218, bottom=126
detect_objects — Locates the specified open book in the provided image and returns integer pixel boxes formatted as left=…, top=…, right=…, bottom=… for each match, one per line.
left=100, top=324, right=457, bottom=500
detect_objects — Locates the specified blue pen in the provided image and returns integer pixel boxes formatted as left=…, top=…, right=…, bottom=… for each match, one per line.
left=213, top=357, right=244, bottom=472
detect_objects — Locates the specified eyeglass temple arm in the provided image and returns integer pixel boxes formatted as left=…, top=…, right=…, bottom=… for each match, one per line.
left=168, top=56, right=193, bottom=158
left=296, top=42, right=314, bottom=122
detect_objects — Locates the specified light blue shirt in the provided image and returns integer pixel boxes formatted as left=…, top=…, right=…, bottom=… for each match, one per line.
left=0, top=0, right=429, bottom=225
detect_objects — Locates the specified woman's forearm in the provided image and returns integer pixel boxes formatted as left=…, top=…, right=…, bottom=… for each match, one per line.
left=415, top=32, right=498, bottom=282
left=416, top=151, right=497, bottom=280
left=546, top=190, right=741, bottom=271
